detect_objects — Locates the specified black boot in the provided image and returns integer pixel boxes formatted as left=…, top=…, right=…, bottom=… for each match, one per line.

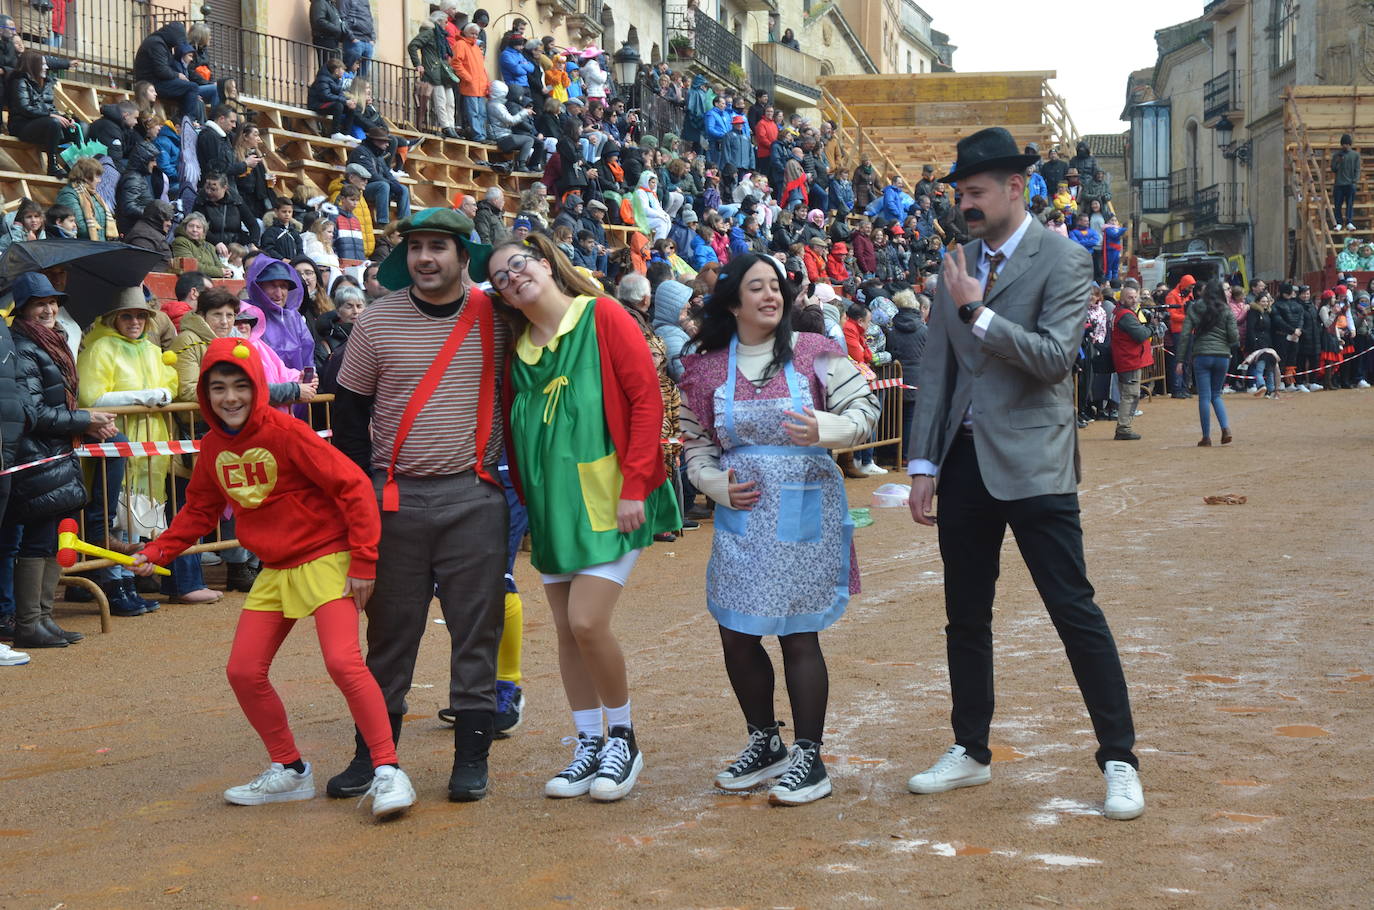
left=121, top=578, right=159, bottom=613
left=102, top=579, right=145, bottom=617
left=327, top=712, right=402, bottom=798
left=225, top=561, right=259, bottom=593
left=448, top=709, right=494, bottom=802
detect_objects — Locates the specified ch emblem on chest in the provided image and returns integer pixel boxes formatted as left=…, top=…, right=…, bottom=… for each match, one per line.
left=215, top=448, right=278, bottom=509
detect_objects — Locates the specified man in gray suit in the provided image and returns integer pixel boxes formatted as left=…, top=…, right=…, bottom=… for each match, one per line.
left=904, top=128, right=1144, bottom=820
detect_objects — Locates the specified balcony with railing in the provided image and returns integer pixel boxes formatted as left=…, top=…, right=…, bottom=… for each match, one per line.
left=1137, top=177, right=1170, bottom=214
left=753, top=42, right=822, bottom=104
left=1194, top=183, right=1246, bottom=229
left=1203, top=71, right=1242, bottom=126
left=1169, top=167, right=1197, bottom=212
left=743, top=46, right=774, bottom=100
left=667, top=6, right=744, bottom=87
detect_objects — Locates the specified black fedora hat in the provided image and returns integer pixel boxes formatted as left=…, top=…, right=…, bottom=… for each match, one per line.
left=941, top=127, right=1040, bottom=183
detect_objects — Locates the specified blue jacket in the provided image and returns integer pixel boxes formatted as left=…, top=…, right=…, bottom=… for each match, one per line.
left=688, top=232, right=718, bottom=270
left=1027, top=172, right=1048, bottom=204
left=308, top=65, right=346, bottom=109
left=722, top=128, right=752, bottom=170
left=880, top=184, right=912, bottom=222
left=704, top=106, right=730, bottom=141
left=682, top=75, right=710, bottom=145
left=728, top=225, right=751, bottom=256
left=155, top=123, right=182, bottom=197
left=499, top=48, right=535, bottom=87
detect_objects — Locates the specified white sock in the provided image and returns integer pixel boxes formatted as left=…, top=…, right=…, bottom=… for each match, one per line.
left=604, top=700, right=632, bottom=730
left=572, top=708, right=603, bottom=739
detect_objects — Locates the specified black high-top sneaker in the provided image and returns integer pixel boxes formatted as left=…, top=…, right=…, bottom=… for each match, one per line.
left=543, top=732, right=605, bottom=798
left=588, top=725, right=643, bottom=802
left=327, top=713, right=402, bottom=798
left=767, top=739, right=832, bottom=806
left=449, top=710, right=494, bottom=801
left=714, top=722, right=789, bottom=791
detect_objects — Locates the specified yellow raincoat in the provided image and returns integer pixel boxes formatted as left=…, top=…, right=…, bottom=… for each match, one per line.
left=77, top=319, right=178, bottom=504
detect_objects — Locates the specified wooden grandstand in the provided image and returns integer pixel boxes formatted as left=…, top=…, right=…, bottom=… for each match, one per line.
left=816, top=71, right=1079, bottom=178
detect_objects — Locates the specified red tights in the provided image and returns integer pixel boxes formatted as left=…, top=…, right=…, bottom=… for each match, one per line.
left=226, top=599, right=397, bottom=768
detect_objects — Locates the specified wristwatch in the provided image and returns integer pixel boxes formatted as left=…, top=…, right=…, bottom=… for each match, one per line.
left=958, top=302, right=981, bottom=324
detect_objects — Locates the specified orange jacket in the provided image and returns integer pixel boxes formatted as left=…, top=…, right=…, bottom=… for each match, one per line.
left=451, top=35, right=490, bottom=98
left=803, top=246, right=826, bottom=282
left=843, top=317, right=873, bottom=365
left=1166, top=274, right=1196, bottom=334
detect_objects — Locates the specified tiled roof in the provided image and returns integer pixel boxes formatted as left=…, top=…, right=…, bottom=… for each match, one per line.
left=1084, top=133, right=1127, bottom=157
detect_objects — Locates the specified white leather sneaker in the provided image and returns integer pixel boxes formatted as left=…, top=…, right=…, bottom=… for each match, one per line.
left=362, top=765, right=416, bottom=819
left=906, top=745, right=992, bottom=794
left=1102, top=760, right=1145, bottom=820
left=224, top=762, right=315, bottom=806
left=0, top=642, right=31, bottom=666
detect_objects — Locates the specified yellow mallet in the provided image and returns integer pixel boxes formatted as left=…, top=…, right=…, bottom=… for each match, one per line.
left=57, top=519, right=170, bottom=575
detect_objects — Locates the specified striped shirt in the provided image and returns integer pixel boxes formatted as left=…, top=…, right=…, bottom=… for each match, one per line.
left=336, top=287, right=509, bottom=477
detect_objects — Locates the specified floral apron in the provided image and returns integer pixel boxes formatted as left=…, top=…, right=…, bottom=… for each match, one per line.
left=707, top=337, right=853, bottom=636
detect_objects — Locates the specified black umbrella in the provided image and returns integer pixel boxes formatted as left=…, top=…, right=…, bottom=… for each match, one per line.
left=0, top=239, right=168, bottom=326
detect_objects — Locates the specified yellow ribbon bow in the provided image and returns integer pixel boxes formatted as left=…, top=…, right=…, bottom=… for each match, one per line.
left=542, top=376, right=569, bottom=424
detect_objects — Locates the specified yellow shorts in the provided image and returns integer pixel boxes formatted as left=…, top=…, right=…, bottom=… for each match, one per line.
left=242, top=551, right=352, bottom=620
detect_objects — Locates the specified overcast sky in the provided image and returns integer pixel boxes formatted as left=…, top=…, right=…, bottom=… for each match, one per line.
left=921, top=0, right=1204, bottom=136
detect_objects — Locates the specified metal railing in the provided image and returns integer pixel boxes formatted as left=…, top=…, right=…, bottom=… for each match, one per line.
left=1137, top=177, right=1170, bottom=214
left=1168, top=167, right=1196, bottom=210
left=0, top=0, right=182, bottom=88
left=1194, top=182, right=1245, bottom=228
left=667, top=7, right=743, bottom=84
left=1203, top=71, right=1241, bottom=122
left=743, top=45, right=774, bottom=100
left=753, top=42, right=822, bottom=100
left=625, top=68, right=685, bottom=143
left=832, top=362, right=905, bottom=462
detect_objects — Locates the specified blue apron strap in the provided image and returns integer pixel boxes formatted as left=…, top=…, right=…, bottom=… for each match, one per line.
left=782, top=358, right=808, bottom=414
left=723, top=335, right=741, bottom=447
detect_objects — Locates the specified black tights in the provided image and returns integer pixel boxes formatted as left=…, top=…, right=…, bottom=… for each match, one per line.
left=718, top=627, right=829, bottom=743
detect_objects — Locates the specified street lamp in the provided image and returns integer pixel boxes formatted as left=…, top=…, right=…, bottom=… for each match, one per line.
left=1215, top=115, right=1234, bottom=150
left=612, top=41, right=641, bottom=87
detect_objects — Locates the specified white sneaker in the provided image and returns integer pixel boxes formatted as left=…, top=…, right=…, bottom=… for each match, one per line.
left=860, top=462, right=888, bottom=476
left=391, top=169, right=408, bottom=180
left=1102, top=760, right=1145, bottom=820
left=1134, top=409, right=1143, bottom=416
left=361, top=765, right=415, bottom=819
left=329, top=132, right=352, bottom=142
left=1348, top=223, right=1359, bottom=231
left=1220, top=386, right=1234, bottom=394
left=906, top=745, right=992, bottom=794
left=224, top=762, right=315, bottom=806
left=0, top=642, right=31, bottom=666
left=1298, top=383, right=1311, bottom=392
left=1358, top=379, right=1371, bottom=388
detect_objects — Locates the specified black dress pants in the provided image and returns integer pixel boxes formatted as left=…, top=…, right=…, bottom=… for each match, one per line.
left=935, top=432, right=1137, bottom=770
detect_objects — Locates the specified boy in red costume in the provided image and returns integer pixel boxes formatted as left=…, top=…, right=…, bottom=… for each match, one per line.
left=133, top=337, right=415, bottom=820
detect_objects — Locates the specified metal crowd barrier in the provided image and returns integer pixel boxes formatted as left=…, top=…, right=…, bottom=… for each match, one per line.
left=61, top=395, right=334, bottom=633
left=832, top=361, right=905, bottom=463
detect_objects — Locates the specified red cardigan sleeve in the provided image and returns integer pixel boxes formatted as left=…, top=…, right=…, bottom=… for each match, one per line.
left=139, top=452, right=228, bottom=567
left=594, top=298, right=666, bottom=501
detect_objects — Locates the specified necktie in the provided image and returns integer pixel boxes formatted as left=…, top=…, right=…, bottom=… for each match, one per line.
left=983, top=252, right=1006, bottom=296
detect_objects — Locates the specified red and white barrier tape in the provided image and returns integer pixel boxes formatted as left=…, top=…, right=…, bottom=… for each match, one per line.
left=869, top=377, right=917, bottom=391
left=0, top=429, right=334, bottom=477
left=1164, top=343, right=1372, bottom=381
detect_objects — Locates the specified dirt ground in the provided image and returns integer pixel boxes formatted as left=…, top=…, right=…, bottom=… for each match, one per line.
left=3, top=389, right=1372, bottom=910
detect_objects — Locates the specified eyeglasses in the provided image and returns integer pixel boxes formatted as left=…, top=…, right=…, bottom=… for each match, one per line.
left=490, top=253, right=534, bottom=291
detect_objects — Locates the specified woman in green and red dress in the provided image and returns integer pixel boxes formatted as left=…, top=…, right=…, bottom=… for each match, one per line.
left=482, top=232, right=679, bottom=803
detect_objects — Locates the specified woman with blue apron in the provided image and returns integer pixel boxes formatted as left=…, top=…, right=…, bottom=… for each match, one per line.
left=679, top=254, right=879, bottom=805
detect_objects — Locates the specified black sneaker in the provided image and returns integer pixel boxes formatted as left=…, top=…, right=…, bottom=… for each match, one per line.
left=715, top=722, right=789, bottom=791
left=1113, top=428, right=1141, bottom=441
left=589, top=725, right=643, bottom=802
left=543, top=732, right=604, bottom=798
left=768, top=740, right=832, bottom=806
left=494, top=681, right=525, bottom=738
left=448, top=710, right=493, bottom=802
left=326, top=728, right=376, bottom=798
left=680, top=519, right=701, bottom=531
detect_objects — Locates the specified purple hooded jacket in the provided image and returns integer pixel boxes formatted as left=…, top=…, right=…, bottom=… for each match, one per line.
left=246, top=255, right=313, bottom=373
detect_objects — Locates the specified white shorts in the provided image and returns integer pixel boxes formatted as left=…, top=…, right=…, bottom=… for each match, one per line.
left=540, top=548, right=642, bottom=588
